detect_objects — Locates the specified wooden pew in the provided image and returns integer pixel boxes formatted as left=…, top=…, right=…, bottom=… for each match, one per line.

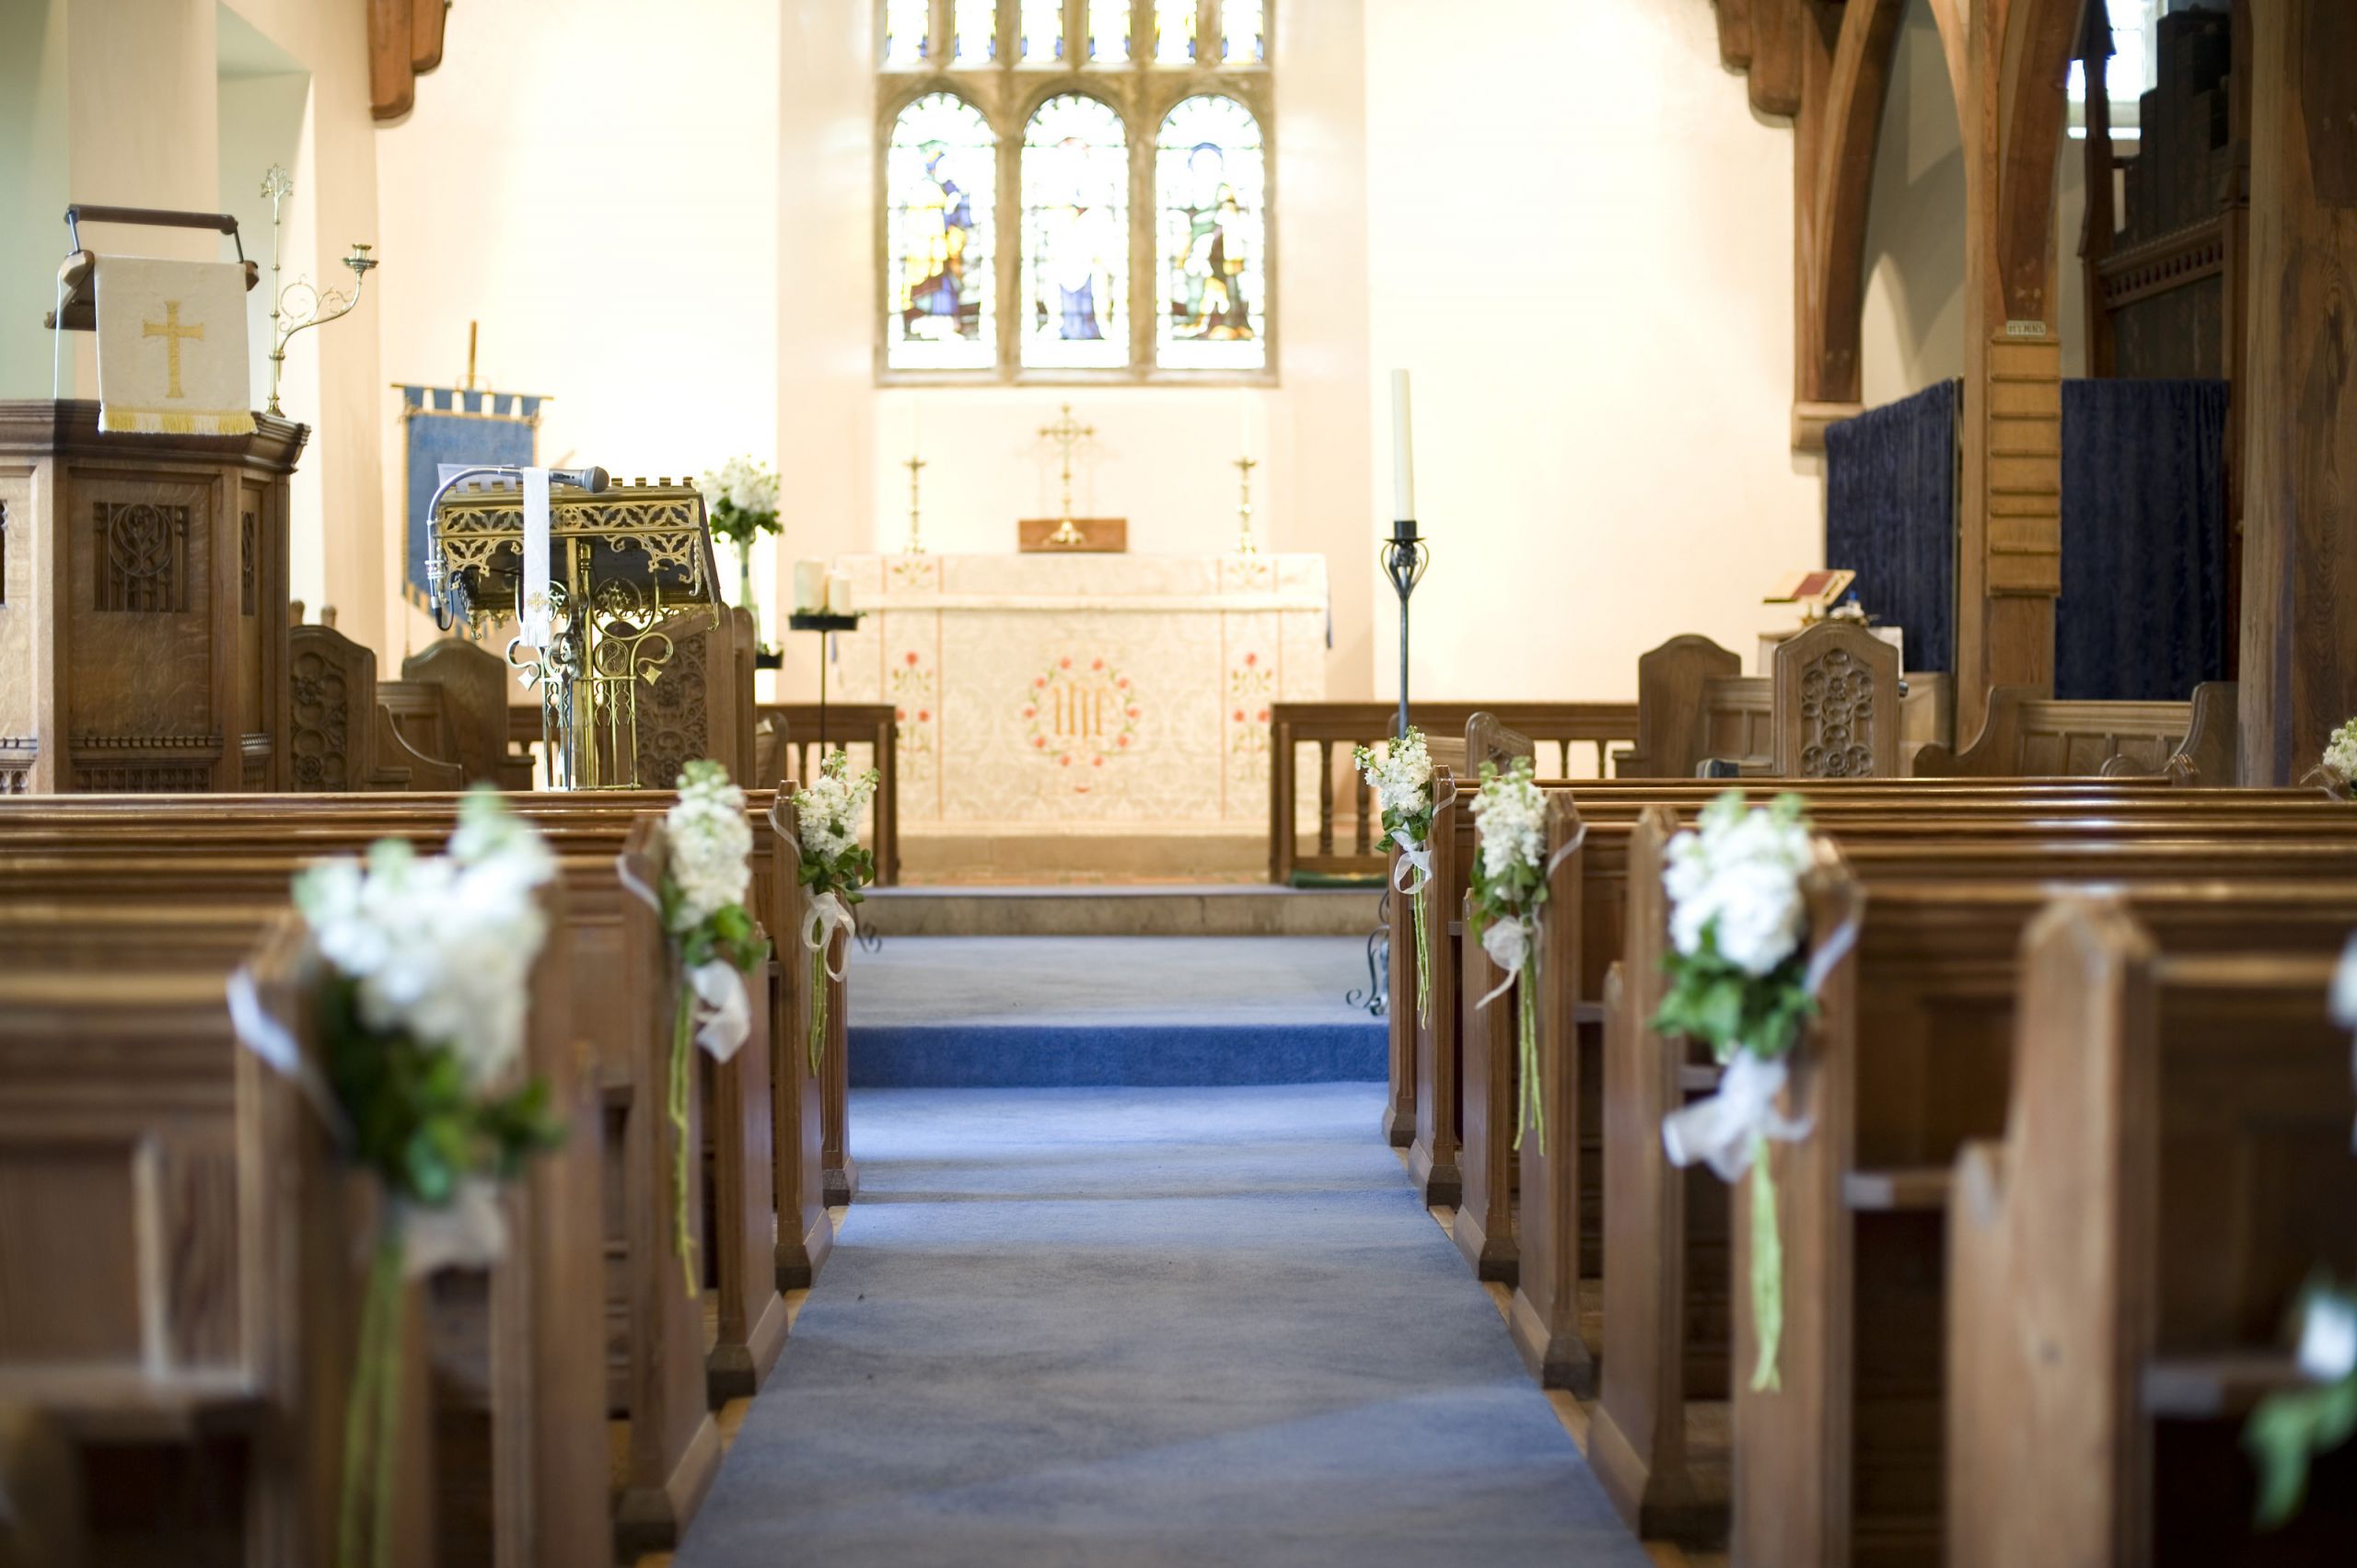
left=0, top=793, right=810, bottom=1556
left=1268, top=700, right=1639, bottom=884
left=760, top=703, right=902, bottom=887
left=1948, top=899, right=2357, bottom=1566
left=289, top=621, right=466, bottom=791
left=1722, top=854, right=2357, bottom=1564
left=1910, top=680, right=2239, bottom=780
left=1406, top=716, right=1533, bottom=1207
left=402, top=637, right=537, bottom=788
left=0, top=892, right=610, bottom=1567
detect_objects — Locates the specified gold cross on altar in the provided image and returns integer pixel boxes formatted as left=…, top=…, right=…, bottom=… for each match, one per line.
left=142, top=300, right=205, bottom=400
left=1038, top=402, right=1096, bottom=544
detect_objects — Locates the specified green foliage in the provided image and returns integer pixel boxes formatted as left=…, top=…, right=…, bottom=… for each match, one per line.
left=2246, top=1281, right=2357, bottom=1527
left=318, top=977, right=565, bottom=1208
left=707, top=495, right=781, bottom=550
left=1466, top=757, right=1546, bottom=941
left=1654, top=939, right=1817, bottom=1063
left=798, top=841, right=877, bottom=906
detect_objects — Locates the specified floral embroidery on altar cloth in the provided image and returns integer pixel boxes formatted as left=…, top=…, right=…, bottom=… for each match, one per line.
left=1024, top=655, right=1141, bottom=792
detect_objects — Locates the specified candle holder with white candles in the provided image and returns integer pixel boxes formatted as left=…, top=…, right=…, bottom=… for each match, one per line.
left=1382, top=368, right=1428, bottom=743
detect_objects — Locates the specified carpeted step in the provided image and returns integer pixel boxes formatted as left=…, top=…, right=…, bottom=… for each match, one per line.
left=847, top=1021, right=1385, bottom=1087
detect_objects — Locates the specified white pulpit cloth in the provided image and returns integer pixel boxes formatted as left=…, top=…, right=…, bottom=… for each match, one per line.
left=93, top=257, right=255, bottom=436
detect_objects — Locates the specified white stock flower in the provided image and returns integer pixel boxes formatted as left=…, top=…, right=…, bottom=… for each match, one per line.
left=1703, top=859, right=1807, bottom=976
left=665, top=761, right=754, bottom=934
left=1661, top=792, right=1815, bottom=974
left=1470, top=761, right=1546, bottom=885
left=2297, top=1291, right=2357, bottom=1383
left=295, top=798, right=553, bottom=1087
left=793, top=751, right=881, bottom=876
left=2326, top=719, right=2357, bottom=786
left=1354, top=730, right=1435, bottom=824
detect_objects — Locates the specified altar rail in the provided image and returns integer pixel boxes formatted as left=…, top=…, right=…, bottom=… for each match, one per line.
left=1268, top=702, right=1640, bottom=884
left=506, top=702, right=902, bottom=884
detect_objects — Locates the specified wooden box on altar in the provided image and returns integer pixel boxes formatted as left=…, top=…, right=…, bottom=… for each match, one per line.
left=0, top=400, right=305, bottom=793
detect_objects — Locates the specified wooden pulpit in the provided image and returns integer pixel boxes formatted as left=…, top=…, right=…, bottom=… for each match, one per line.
left=0, top=400, right=304, bottom=792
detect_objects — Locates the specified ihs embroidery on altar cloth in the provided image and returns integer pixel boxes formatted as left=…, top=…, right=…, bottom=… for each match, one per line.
left=1024, top=656, right=1142, bottom=791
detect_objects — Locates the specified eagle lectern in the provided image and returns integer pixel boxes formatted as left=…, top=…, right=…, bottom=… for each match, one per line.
left=0, top=400, right=306, bottom=793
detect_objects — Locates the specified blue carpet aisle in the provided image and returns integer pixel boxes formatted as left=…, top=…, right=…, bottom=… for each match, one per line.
left=672, top=937, right=1650, bottom=1566
left=845, top=936, right=1387, bottom=1086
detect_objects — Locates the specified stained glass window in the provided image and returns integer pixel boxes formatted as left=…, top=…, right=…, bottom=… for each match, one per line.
left=883, top=0, right=930, bottom=65
left=1088, top=0, right=1129, bottom=63
left=1021, top=95, right=1130, bottom=368
left=1221, top=0, right=1264, bottom=63
left=887, top=94, right=997, bottom=371
left=1021, top=0, right=1063, bottom=63
left=954, top=0, right=996, bottom=64
left=1153, top=0, right=1195, bottom=64
left=1156, top=96, right=1265, bottom=369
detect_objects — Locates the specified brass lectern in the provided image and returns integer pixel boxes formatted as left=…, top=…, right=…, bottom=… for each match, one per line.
left=428, top=477, right=721, bottom=789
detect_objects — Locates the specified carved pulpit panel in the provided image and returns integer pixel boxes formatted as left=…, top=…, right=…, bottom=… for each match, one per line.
left=0, top=401, right=301, bottom=792
left=628, top=607, right=758, bottom=791
left=1771, top=620, right=1900, bottom=779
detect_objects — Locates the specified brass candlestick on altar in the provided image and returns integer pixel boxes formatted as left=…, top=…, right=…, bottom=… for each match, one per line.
left=1233, top=453, right=1260, bottom=557
left=903, top=452, right=928, bottom=555
left=1039, top=402, right=1094, bottom=548
left=261, top=165, right=376, bottom=418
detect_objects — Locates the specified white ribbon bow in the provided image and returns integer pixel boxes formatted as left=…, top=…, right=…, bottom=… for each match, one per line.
left=395, top=1179, right=510, bottom=1278
left=1477, top=914, right=1534, bottom=1007
left=804, top=889, right=854, bottom=982
left=1662, top=1048, right=1814, bottom=1182
left=686, top=958, right=751, bottom=1062
left=1391, top=828, right=1433, bottom=896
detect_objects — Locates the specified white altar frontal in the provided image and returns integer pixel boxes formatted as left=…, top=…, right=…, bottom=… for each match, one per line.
left=825, top=552, right=1328, bottom=880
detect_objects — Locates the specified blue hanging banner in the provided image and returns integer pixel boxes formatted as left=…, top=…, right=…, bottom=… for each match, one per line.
left=397, top=384, right=548, bottom=611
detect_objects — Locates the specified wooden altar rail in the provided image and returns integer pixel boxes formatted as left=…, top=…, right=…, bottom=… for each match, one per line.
left=505, top=702, right=902, bottom=886
left=1267, top=702, right=1640, bottom=884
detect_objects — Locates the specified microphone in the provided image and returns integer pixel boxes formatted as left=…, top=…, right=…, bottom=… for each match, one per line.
left=549, top=466, right=609, bottom=493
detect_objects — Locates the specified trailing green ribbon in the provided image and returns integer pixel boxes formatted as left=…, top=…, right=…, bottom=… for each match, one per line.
left=1750, top=1132, right=1783, bottom=1392
left=1513, top=948, right=1544, bottom=1153
left=1413, top=880, right=1433, bottom=1028
left=808, top=946, right=829, bottom=1077
left=338, top=1227, right=407, bottom=1568
left=668, top=976, right=696, bottom=1295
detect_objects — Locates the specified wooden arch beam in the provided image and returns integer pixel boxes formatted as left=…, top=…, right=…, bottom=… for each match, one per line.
left=1795, top=0, right=1909, bottom=443
left=1992, top=0, right=2084, bottom=319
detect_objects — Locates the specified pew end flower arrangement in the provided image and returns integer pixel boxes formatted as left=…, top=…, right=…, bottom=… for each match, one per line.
left=2242, top=940, right=2357, bottom=1524
left=2316, top=718, right=2357, bottom=798
left=1468, top=756, right=1550, bottom=1152
left=1353, top=727, right=1437, bottom=1023
left=1653, top=791, right=1846, bottom=1393
left=793, top=749, right=882, bottom=1074
left=268, top=789, right=565, bottom=1568
left=651, top=761, right=771, bottom=1293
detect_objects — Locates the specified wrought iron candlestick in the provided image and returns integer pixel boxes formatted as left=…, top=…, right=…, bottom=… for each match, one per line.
left=261, top=164, right=377, bottom=417
left=903, top=452, right=928, bottom=554
left=1233, top=454, right=1260, bottom=557
left=1383, top=517, right=1428, bottom=741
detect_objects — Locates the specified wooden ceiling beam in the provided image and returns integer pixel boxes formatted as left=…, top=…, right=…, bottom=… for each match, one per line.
left=371, top=0, right=450, bottom=123
left=1749, top=0, right=1805, bottom=118
left=1718, top=0, right=1757, bottom=72
left=1795, top=0, right=1906, bottom=430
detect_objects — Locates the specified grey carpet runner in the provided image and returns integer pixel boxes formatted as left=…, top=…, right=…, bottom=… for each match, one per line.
left=673, top=1082, right=1653, bottom=1567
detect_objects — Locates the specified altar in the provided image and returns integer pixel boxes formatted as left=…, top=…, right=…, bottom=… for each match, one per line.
left=819, top=552, right=1327, bottom=879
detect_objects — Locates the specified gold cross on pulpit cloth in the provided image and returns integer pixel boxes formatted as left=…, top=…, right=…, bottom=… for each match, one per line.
left=92, top=256, right=255, bottom=436
left=1038, top=402, right=1096, bottom=540
left=142, top=300, right=204, bottom=400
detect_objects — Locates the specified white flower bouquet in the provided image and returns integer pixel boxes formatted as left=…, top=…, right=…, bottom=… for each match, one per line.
left=282, top=789, right=565, bottom=1567
left=656, top=760, right=770, bottom=1291
left=698, top=456, right=783, bottom=616
left=794, top=750, right=881, bottom=1073
left=1653, top=790, right=1826, bottom=1392
left=2320, top=718, right=2357, bottom=796
left=2247, top=1277, right=2357, bottom=1525
left=1354, top=727, right=1437, bottom=1023
left=1468, top=756, right=1550, bottom=1151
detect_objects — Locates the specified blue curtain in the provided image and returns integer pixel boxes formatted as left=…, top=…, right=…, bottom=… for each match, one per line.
left=1824, top=379, right=1957, bottom=673
left=2056, top=379, right=2229, bottom=701
left=399, top=386, right=543, bottom=610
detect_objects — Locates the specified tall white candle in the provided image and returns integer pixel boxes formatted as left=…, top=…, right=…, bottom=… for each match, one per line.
left=1389, top=368, right=1415, bottom=521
